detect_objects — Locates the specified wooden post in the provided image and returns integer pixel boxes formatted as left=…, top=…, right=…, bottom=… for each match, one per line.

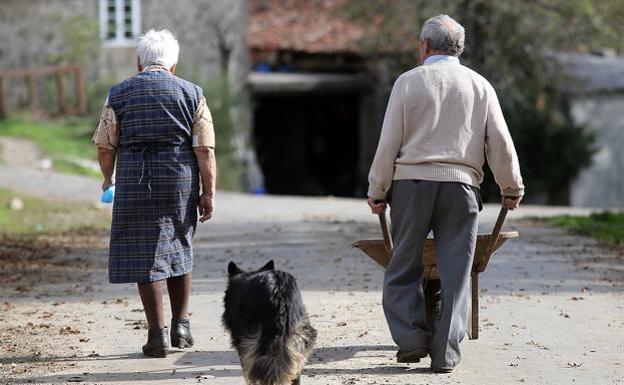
left=74, top=66, right=86, bottom=115
left=27, top=75, right=38, bottom=113
left=0, top=77, right=6, bottom=119
left=56, top=73, right=68, bottom=114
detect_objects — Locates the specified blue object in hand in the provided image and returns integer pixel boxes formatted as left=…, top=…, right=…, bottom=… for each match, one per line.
left=101, top=185, right=115, bottom=204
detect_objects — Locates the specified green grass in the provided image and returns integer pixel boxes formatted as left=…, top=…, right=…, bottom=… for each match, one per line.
left=0, top=188, right=110, bottom=234
left=53, top=158, right=101, bottom=178
left=551, top=212, right=624, bottom=247
left=0, top=117, right=99, bottom=176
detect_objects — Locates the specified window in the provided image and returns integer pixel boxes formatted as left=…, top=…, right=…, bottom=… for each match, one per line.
left=99, top=0, right=141, bottom=45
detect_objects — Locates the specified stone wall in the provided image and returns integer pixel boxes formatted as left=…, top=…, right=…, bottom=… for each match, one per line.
left=570, top=95, right=624, bottom=208
left=0, top=1, right=98, bottom=70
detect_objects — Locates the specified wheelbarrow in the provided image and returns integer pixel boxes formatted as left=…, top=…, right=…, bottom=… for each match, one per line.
left=352, top=207, right=518, bottom=339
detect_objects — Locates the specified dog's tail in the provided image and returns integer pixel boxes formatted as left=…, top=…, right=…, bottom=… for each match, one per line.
left=248, top=272, right=317, bottom=385
left=248, top=323, right=316, bottom=385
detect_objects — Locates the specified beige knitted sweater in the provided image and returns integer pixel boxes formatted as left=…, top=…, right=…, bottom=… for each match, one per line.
left=368, top=60, right=524, bottom=200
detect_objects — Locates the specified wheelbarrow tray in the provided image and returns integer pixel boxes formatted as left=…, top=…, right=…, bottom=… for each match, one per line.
left=352, top=231, right=518, bottom=278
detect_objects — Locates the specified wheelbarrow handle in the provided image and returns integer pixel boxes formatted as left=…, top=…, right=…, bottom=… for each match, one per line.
left=489, top=206, right=509, bottom=251
left=378, top=212, right=393, bottom=252
left=476, top=206, right=509, bottom=272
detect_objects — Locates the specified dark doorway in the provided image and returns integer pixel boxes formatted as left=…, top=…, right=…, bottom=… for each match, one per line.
left=253, top=93, right=360, bottom=196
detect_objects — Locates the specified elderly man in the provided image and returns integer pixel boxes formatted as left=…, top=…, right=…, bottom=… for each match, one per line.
left=367, top=15, right=524, bottom=372
left=93, top=29, right=216, bottom=357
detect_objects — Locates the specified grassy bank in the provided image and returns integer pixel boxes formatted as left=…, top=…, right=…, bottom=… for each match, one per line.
left=551, top=212, right=624, bottom=247
left=0, top=188, right=110, bottom=234
left=0, top=117, right=100, bottom=177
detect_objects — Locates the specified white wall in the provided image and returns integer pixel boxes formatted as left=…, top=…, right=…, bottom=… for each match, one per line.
left=570, top=94, right=624, bottom=208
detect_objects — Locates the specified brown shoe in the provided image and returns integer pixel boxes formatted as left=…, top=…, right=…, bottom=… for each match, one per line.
left=431, top=366, right=453, bottom=373
left=396, top=349, right=428, bottom=363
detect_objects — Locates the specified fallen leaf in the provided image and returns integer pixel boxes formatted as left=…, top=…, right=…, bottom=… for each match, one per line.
left=59, top=326, right=80, bottom=335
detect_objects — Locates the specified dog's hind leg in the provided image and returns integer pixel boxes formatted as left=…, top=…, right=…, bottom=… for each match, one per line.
left=291, top=375, right=301, bottom=385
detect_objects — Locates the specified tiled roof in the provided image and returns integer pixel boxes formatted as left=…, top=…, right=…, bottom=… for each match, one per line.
left=249, top=0, right=366, bottom=53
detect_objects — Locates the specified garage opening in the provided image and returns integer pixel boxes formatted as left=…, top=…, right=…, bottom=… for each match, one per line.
left=250, top=72, right=365, bottom=197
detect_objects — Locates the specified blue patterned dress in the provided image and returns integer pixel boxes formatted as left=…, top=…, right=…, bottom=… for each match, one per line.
left=107, top=69, right=202, bottom=283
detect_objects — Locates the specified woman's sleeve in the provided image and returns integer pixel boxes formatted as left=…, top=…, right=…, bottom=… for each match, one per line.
left=192, top=96, right=215, bottom=148
left=92, top=97, right=119, bottom=150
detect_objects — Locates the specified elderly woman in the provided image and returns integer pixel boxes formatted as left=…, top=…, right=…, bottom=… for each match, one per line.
left=92, top=29, right=216, bottom=358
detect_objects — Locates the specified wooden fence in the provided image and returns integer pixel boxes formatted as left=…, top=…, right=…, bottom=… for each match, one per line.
left=0, top=65, right=86, bottom=118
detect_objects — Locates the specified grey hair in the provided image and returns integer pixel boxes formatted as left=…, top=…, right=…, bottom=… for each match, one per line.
left=137, top=29, right=180, bottom=68
left=419, top=14, right=465, bottom=56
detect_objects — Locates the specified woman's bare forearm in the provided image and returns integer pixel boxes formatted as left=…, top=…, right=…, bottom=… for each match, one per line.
left=98, top=147, right=116, bottom=183
left=194, top=146, right=216, bottom=197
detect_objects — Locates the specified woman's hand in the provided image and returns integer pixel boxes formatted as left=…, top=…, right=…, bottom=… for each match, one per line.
left=102, top=178, right=113, bottom=192
left=198, top=193, right=214, bottom=222
left=97, top=147, right=116, bottom=191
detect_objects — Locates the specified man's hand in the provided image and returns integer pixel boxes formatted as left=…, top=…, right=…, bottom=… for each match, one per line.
left=101, top=178, right=113, bottom=192
left=502, top=196, right=522, bottom=210
left=198, top=193, right=214, bottom=222
left=367, top=197, right=387, bottom=214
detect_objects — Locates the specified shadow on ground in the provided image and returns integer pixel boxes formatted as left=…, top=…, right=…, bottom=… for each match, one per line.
left=3, top=345, right=435, bottom=384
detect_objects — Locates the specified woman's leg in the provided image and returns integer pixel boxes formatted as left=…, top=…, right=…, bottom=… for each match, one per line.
left=138, top=281, right=165, bottom=329
left=166, top=273, right=191, bottom=319
left=167, top=273, right=194, bottom=348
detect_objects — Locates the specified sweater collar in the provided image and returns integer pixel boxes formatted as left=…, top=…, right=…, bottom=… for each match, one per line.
left=424, top=55, right=460, bottom=65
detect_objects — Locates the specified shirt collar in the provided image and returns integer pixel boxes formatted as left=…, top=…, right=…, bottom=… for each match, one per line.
left=424, top=55, right=460, bottom=65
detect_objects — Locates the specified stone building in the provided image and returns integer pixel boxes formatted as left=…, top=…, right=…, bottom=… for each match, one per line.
left=0, top=0, right=254, bottom=190
left=0, top=0, right=248, bottom=89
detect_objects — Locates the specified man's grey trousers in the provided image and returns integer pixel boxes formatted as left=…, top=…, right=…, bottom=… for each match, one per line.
left=383, top=180, right=480, bottom=369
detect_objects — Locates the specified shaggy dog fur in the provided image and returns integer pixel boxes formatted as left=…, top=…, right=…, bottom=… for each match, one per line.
left=223, top=260, right=317, bottom=385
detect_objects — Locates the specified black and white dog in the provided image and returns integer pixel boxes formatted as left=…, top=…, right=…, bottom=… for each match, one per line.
left=223, top=260, right=317, bottom=385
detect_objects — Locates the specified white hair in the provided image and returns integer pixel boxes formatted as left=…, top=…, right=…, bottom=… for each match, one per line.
left=419, top=14, right=465, bottom=56
left=137, top=29, right=180, bottom=68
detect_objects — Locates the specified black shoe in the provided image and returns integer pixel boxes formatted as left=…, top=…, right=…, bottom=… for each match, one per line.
left=396, top=349, right=428, bottom=363
left=431, top=366, right=453, bottom=373
left=170, top=318, right=194, bottom=348
left=142, top=328, right=169, bottom=358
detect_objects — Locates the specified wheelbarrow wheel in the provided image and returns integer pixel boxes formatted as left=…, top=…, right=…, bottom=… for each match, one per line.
left=424, top=278, right=441, bottom=331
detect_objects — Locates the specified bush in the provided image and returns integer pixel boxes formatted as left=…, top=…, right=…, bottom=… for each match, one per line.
left=479, top=90, right=595, bottom=204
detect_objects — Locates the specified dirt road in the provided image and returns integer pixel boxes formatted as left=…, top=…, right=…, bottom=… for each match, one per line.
left=0, top=137, right=621, bottom=385
left=1, top=187, right=623, bottom=385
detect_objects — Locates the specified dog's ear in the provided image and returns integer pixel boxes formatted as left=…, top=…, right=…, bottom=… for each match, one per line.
left=228, top=261, right=242, bottom=276
left=260, top=260, right=275, bottom=271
